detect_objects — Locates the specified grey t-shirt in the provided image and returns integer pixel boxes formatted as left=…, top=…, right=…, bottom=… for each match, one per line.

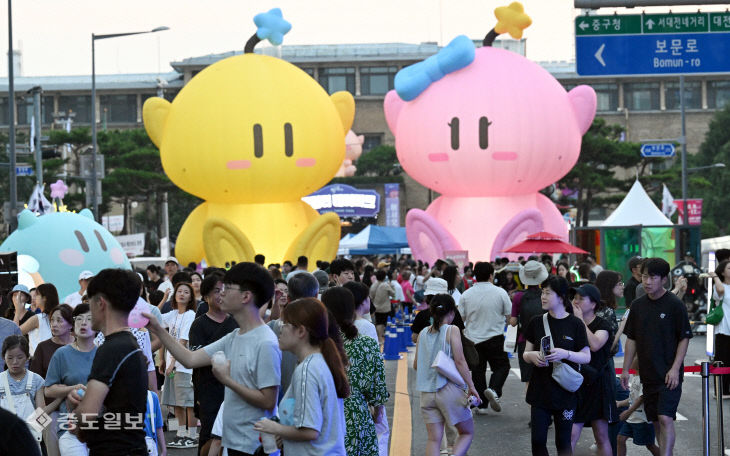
left=268, top=319, right=298, bottom=399
left=0, top=318, right=21, bottom=370
left=280, top=353, right=346, bottom=456
left=203, top=324, right=281, bottom=454
left=44, top=344, right=97, bottom=436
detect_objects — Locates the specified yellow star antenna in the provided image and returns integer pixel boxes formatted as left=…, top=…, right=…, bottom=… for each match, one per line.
left=484, top=2, right=532, bottom=46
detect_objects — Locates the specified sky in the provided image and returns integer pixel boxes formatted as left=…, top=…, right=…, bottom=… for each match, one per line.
left=1, top=0, right=727, bottom=77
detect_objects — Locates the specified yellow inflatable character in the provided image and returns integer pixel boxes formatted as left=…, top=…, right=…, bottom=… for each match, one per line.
left=143, top=9, right=353, bottom=268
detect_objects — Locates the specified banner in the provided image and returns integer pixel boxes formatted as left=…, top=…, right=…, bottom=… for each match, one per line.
left=115, top=233, right=145, bottom=258
left=674, top=199, right=702, bottom=225
left=384, top=183, right=400, bottom=227
left=444, top=250, right=469, bottom=271
left=102, top=215, right=124, bottom=233
left=303, top=184, right=380, bottom=218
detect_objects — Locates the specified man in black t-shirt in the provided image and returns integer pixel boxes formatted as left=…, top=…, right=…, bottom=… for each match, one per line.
left=68, top=269, right=148, bottom=456
left=189, top=273, right=238, bottom=455
left=621, top=258, right=692, bottom=456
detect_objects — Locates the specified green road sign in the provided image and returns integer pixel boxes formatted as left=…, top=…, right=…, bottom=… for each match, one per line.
left=575, top=12, right=730, bottom=36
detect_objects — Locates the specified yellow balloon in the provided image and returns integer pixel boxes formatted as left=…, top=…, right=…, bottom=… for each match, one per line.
left=143, top=53, right=354, bottom=268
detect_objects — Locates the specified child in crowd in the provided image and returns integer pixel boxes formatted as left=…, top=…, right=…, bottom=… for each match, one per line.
left=616, top=359, right=660, bottom=456
left=144, top=390, right=166, bottom=456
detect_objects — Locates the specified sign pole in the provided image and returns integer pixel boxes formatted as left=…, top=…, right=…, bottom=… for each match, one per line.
left=680, top=74, right=688, bottom=228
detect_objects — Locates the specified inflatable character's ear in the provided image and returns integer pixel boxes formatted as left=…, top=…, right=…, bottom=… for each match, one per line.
left=384, top=90, right=405, bottom=134
left=568, top=86, right=597, bottom=135
left=17, top=210, right=38, bottom=230
left=79, top=208, right=95, bottom=220
left=143, top=98, right=172, bottom=147
left=330, top=91, right=355, bottom=134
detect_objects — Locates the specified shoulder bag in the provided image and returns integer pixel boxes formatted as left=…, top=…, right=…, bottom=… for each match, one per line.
left=542, top=314, right=583, bottom=393
left=431, top=325, right=465, bottom=386
left=706, top=299, right=724, bottom=325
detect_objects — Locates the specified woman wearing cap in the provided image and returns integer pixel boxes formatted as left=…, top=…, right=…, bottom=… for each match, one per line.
left=522, top=276, right=590, bottom=456
left=19, top=283, right=59, bottom=358
left=570, top=284, right=617, bottom=456
left=509, top=261, right=548, bottom=386
left=7, top=284, right=34, bottom=326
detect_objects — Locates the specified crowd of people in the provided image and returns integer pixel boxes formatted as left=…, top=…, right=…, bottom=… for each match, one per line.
left=0, top=248, right=726, bottom=456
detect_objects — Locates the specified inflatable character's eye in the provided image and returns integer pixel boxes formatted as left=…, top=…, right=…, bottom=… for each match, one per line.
left=94, top=230, right=108, bottom=252
left=253, top=124, right=264, bottom=158
left=449, top=117, right=460, bottom=150
left=284, top=123, right=293, bottom=157
left=74, top=230, right=89, bottom=253
left=479, top=117, right=492, bottom=150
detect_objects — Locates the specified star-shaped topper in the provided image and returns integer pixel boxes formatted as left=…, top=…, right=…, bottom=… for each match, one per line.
left=254, top=8, right=292, bottom=46
left=494, top=2, right=532, bottom=40
left=50, top=179, right=68, bottom=200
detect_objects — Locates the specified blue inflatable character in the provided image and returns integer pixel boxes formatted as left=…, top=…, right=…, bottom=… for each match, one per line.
left=0, top=209, right=131, bottom=298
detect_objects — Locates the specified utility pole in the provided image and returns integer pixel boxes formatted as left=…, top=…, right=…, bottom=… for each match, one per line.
left=7, top=0, right=17, bottom=231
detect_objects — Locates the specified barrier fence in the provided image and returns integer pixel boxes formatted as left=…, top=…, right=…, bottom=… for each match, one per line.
left=616, top=363, right=730, bottom=456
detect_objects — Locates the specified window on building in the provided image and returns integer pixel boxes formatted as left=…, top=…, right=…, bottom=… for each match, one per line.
left=624, top=82, right=660, bottom=111
left=707, top=81, right=730, bottom=109
left=665, top=81, right=701, bottom=110
left=362, top=133, right=382, bottom=152
left=58, top=95, right=92, bottom=123
left=318, top=67, right=355, bottom=94
left=592, top=83, right=619, bottom=112
left=100, top=94, right=137, bottom=123
left=360, top=66, right=397, bottom=96
left=17, top=95, right=56, bottom=126
left=301, top=68, right=315, bottom=79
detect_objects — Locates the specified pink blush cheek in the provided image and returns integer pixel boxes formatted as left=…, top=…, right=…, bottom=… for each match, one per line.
left=59, top=249, right=84, bottom=266
left=110, top=247, right=125, bottom=265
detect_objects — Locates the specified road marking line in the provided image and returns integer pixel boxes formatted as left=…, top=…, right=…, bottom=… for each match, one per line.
left=390, top=354, right=411, bottom=456
left=676, top=412, right=687, bottom=421
left=511, top=368, right=522, bottom=379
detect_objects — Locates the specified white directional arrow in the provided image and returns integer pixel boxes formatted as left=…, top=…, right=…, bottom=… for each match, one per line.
left=645, top=18, right=655, bottom=30
left=579, top=21, right=589, bottom=31
left=594, top=43, right=606, bottom=67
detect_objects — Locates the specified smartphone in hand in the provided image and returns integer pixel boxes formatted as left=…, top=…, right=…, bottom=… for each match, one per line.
left=540, top=335, right=551, bottom=358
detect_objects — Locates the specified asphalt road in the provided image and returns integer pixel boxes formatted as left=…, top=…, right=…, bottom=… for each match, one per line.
left=167, top=333, right=730, bottom=456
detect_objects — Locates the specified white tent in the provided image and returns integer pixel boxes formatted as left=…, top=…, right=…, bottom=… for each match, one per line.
left=602, top=180, right=673, bottom=226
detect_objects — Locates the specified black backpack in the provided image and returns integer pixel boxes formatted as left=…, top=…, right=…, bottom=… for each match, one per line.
left=518, top=287, right=544, bottom=335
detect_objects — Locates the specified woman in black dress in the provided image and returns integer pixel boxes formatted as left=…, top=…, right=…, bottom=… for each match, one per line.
left=523, top=276, right=590, bottom=456
left=569, top=284, right=617, bottom=456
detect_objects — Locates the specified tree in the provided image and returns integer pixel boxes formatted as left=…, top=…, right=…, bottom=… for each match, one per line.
left=354, top=145, right=401, bottom=177
left=556, top=118, right=644, bottom=226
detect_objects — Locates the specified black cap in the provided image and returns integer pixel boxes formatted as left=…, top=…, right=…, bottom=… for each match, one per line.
left=573, top=284, right=602, bottom=304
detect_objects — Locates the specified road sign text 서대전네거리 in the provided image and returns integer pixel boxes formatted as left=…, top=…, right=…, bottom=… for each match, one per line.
left=575, top=12, right=730, bottom=76
left=640, top=143, right=676, bottom=158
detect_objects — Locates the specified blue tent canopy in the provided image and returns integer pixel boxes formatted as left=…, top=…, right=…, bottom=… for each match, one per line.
left=338, top=225, right=410, bottom=255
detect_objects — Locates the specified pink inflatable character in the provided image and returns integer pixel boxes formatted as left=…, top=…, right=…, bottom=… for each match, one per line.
left=384, top=3, right=596, bottom=263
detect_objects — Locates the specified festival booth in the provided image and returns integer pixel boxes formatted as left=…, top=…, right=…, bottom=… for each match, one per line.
left=573, top=180, right=700, bottom=280
left=338, top=225, right=410, bottom=255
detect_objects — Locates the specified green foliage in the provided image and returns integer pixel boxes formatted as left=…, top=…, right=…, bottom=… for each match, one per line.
left=354, top=145, right=400, bottom=177
left=557, top=118, right=643, bottom=226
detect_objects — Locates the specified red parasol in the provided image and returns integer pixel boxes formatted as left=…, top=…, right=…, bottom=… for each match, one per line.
left=502, top=231, right=589, bottom=254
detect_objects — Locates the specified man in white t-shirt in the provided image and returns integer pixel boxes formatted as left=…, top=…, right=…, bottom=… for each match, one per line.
left=157, top=257, right=179, bottom=297
left=63, top=270, right=94, bottom=308
left=459, top=261, right=512, bottom=414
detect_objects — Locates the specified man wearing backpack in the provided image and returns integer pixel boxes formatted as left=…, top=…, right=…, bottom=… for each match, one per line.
left=509, top=261, right=548, bottom=385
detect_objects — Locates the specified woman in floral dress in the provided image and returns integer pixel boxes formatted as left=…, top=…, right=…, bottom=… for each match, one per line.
left=322, top=287, right=389, bottom=456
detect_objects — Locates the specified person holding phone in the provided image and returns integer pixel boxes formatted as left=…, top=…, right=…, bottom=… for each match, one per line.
left=522, top=276, right=590, bottom=456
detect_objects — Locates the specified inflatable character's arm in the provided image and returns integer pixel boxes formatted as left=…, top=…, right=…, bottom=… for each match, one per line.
left=174, top=204, right=209, bottom=267
left=404, top=209, right=461, bottom=266
left=284, top=213, right=340, bottom=270
left=202, top=217, right=256, bottom=267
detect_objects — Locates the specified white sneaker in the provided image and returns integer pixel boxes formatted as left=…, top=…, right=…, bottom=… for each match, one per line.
left=484, top=388, right=501, bottom=412
left=589, top=442, right=598, bottom=452
left=473, top=407, right=489, bottom=415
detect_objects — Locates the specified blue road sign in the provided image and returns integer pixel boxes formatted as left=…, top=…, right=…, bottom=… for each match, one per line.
left=641, top=143, right=676, bottom=157
left=576, top=32, right=730, bottom=76
left=15, top=165, right=34, bottom=176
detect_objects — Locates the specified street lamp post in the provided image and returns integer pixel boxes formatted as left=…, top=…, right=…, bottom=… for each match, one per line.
left=687, top=163, right=726, bottom=173
left=90, top=26, right=169, bottom=221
